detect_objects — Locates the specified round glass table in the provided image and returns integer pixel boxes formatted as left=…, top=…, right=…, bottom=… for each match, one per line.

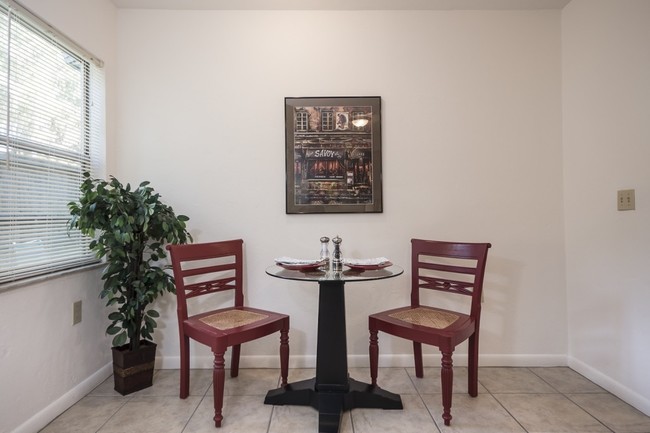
left=264, top=264, right=404, bottom=433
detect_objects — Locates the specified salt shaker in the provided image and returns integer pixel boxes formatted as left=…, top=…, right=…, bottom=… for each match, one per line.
left=319, top=236, right=330, bottom=269
left=332, top=235, right=342, bottom=270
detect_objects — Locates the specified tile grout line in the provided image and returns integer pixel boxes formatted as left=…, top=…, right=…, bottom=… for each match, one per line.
left=180, top=393, right=206, bottom=433
left=94, top=395, right=134, bottom=433
left=181, top=369, right=213, bottom=433
left=266, top=404, right=275, bottom=433
left=527, top=367, right=615, bottom=433
left=405, top=366, right=443, bottom=432
left=562, top=393, right=615, bottom=433
left=481, top=369, right=530, bottom=433
left=561, top=393, right=615, bottom=433
left=266, top=369, right=283, bottom=433
left=527, top=366, right=560, bottom=392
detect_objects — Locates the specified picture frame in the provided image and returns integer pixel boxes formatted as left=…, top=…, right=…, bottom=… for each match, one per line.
left=285, top=96, right=382, bottom=214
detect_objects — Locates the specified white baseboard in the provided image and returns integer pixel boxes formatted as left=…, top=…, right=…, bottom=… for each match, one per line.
left=12, top=363, right=113, bottom=433
left=568, top=356, right=650, bottom=416
left=157, top=353, right=568, bottom=370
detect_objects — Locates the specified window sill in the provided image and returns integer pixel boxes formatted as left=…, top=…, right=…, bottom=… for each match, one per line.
left=0, top=262, right=104, bottom=294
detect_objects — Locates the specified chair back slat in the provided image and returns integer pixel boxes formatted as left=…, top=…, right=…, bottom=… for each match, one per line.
left=184, top=277, right=237, bottom=299
left=167, top=239, right=245, bottom=321
left=418, top=275, right=474, bottom=296
left=411, top=239, right=491, bottom=317
left=417, top=261, right=478, bottom=276
left=181, top=263, right=236, bottom=278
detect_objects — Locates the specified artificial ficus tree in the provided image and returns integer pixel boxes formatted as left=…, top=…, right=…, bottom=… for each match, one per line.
left=69, top=172, right=192, bottom=351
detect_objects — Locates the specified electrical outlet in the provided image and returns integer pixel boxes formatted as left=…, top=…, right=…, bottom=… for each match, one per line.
left=73, top=300, right=82, bottom=325
left=617, top=189, right=635, bottom=211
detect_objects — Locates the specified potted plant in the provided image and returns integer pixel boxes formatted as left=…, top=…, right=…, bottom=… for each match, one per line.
left=68, top=172, right=192, bottom=395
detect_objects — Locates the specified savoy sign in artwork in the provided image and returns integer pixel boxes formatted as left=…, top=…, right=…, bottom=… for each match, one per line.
left=285, top=96, right=383, bottom=214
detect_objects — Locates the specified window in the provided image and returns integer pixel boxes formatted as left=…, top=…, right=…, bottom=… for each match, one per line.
left=295, top=110, right=309, bottom=132
left=0, top=0, right=105, bottom=285
left=321, top=110, right=333, bottom=131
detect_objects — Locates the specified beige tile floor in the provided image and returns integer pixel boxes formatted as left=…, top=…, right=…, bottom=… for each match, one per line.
left=40, top=367, right=650, bottom=433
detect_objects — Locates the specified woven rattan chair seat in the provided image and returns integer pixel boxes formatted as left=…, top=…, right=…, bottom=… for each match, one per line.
left=200, top=309, right=269, bottom=330
left=389, top=307, right=459, bottom=329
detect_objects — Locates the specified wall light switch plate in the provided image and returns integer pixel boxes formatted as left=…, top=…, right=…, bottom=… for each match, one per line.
left=73, top=300, right=82, bottom=325
left=617, top=189, right=635, bottom=211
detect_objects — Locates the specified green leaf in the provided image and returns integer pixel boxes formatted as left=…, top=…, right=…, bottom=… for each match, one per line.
left=108, top=312, right=123, bottom=321
left=106, top=326, right=121, bottom=335
left=106, top=297, right=119, bottom=306
left=112, top=332, right=127, bottom=347
left=147, top=310, right=160, bottom=318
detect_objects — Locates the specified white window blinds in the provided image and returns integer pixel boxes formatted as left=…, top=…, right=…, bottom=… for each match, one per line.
left=0, top=0, right=105, bottom=285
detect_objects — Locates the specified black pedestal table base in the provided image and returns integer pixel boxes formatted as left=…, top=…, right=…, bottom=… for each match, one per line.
left=264, top=377, right=402, bottom=433
left=263, top=276, right=404, bottom=433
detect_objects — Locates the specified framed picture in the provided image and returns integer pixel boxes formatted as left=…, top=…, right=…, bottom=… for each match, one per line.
left=285, top=96, right=382, bottom=214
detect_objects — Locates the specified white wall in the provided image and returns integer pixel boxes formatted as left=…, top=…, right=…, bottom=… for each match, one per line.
left=0, top=269, right=110, bottom=433
left=3, top=0, right=649, bottom=430
left=115, top=9, right=566, bottom=369
left=0, top=1, right=117, bottom=432
left=5, top=1, right=649, bottom=430
left=562, top=0, right=650, bottom=415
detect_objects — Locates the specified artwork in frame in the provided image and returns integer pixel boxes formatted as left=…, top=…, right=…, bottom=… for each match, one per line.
left=285, top=96, right=382, bottom=214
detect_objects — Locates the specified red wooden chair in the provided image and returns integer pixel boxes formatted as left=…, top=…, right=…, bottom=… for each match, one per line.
left=369, top=239, right=491, bottom=426
left=167, top=239, right=289, bottom=427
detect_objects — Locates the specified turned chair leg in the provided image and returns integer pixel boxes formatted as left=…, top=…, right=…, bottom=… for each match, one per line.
left=230, top=344, right=241, bottom=378
left=280, top=328, right=289, bottom=386
left=468, top=333, right=479, bottom=397
left=441, top=350, right=454, bottom=426
left=212, top=351, right=226, bottom=427
left=369, top=329, right=379, bottom=386
left=413, top=341, right=424, bottom=378
left=180, top=334, right=190, bottom=399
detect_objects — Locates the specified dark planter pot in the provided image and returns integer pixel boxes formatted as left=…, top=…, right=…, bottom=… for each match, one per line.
left=111, top=340, right=156, bottom=395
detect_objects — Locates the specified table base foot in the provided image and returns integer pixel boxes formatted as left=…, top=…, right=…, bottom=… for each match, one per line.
left=265, top=377, right=402, bottom=433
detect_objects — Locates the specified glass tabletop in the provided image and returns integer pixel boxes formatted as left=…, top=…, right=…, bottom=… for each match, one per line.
left=266, top=264, right=404, bottom=283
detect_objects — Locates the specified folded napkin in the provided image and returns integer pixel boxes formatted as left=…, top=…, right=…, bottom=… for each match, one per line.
left=343, top=257, right=390, bottom=266
left=274, top=257, right=324, bottom=265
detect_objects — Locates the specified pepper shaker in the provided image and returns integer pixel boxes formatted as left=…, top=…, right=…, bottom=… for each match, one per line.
left=332, top=235, right=342, bottom=270
left=319, top=236, right=330, bottom=269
